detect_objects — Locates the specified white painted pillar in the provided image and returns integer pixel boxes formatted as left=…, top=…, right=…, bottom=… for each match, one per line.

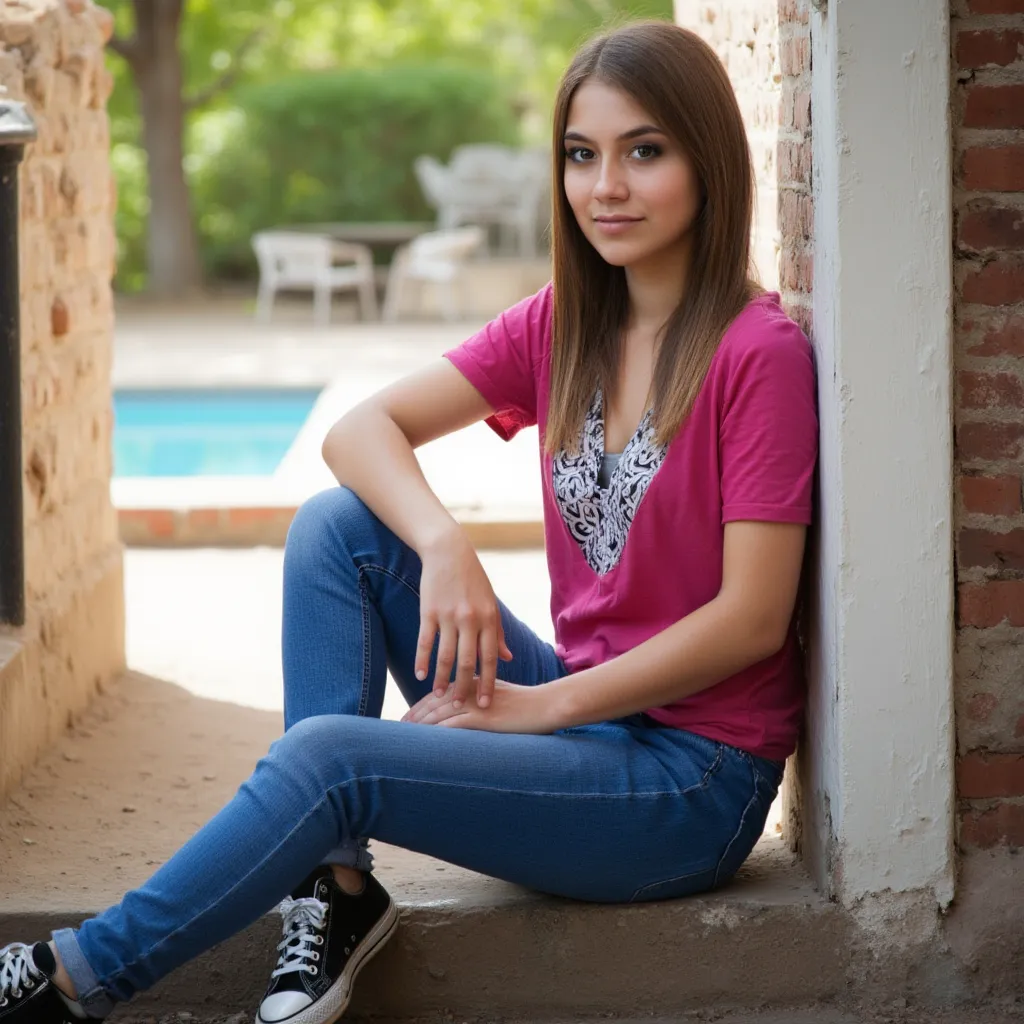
left=802, top=0, right=956, bottom=906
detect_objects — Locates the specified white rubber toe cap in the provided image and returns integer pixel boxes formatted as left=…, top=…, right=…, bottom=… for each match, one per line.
left=257, top=989, right=314, bottom=1022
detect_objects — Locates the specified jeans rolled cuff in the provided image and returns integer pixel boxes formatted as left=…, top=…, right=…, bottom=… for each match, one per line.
left=51, top=928, right=117, bottom=1019
left=321, top=837, right=374, bottom=873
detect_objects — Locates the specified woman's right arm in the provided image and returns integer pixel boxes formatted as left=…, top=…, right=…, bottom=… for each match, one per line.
left=321, top=358, right=513, bottom=708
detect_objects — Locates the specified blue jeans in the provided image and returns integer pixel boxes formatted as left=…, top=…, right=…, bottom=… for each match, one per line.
left=53, top=487, right=782, bottom=1018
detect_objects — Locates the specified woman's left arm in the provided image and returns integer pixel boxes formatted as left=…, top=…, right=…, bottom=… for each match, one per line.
left=541, top=519, right=806, bottom=730
left=406, top=518, right=805, bottom=732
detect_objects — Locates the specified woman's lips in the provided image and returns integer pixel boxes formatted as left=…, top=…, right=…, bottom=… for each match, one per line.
left=593, top=216, right=643, bottom=235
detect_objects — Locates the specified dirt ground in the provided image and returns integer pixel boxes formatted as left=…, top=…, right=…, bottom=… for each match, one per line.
left=106, top=1008, right=1024, bottom=1024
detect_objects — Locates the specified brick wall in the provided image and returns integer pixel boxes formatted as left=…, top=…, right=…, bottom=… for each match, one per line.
left=674, top=0, right=782, bottom=289
left=776, top=0, right=812, bottom=335
left=952, top=0, right=1024, bottom=853
left=0, top=0, right=124, bottom=798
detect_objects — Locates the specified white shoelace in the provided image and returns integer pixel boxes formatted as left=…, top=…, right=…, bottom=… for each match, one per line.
left=271, top=897, right=329, bottom=979
left=0, top=942, right=43, bottom=1006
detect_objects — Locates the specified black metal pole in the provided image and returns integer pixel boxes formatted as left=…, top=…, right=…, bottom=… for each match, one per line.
left=0, top=101, right=37, bottom=628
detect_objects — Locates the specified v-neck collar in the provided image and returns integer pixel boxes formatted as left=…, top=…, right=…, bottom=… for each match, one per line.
left=551, top=389, right=668, bottom=576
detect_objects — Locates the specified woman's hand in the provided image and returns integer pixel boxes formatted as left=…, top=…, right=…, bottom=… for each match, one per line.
left=415, top=526, right=513, bottom=709
left=402, top=680, right=560, bottom=734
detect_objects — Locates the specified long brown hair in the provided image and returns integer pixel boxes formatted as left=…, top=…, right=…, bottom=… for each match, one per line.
left=546, top=20, right=760, bottom=455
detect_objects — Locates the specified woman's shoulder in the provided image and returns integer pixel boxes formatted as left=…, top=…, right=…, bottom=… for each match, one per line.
left=497, top=281, right=554, bottom=340
left=712, top=291, right=813, bottom=377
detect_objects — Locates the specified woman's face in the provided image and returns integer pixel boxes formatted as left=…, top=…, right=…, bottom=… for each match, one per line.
left=562, top=79, right=702, bottom=271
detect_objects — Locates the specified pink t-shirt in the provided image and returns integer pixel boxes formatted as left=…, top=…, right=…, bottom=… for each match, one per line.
left=445, top=283, right=817, bottom=761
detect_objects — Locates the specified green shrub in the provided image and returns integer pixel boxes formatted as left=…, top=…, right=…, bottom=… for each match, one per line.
left=190, top=64, right=522, bottom=280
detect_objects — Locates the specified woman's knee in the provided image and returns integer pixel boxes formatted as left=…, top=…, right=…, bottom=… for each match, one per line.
left=285, top=487, right=377, bottom=564
left=268, top=715, right=353, bottom=782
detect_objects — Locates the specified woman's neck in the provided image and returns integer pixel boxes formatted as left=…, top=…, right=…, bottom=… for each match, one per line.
left=623, top=237, right=693, bottom=335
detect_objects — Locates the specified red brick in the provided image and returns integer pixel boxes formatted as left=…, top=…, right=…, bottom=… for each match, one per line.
left=966, top=692, right=999, bottom=722
left=780, top=87, right=812, bottom=132
left=962, top=474, right=1023, bottom=514
left=959, top=752, right=1024, bottom=798
left=961, top=527, right=1024, bottom=569
left=964, top=85, right=1024, bottom=130
left=967, top=0, right=1024, bottom=12
left=780, top=248, right=813, bottom=292
left=778, top=0, right=809, bottom=24
left=780, top=36, right=810, bottom=77
left=957, top=29, right=1024, bottom=69
left=118, top=508, right=175, bottom=540
left=958, top=420, right=1024, bottom=461
left=959, top=580, right=1024, bottom=627
left=779, top=190, right=813, bottom=241
left=959, top=204, right=1024, bottom=251
left=778, top=140, right=812, bottom=187
left=962, top=146, right=1024, bottom=193
left=226, top=506, right=296, bottom=526
left=960, top=801, right=1024, bottom=848
left=961, top=259, right=1024, bottom=305
left=960, top=370, right=1024, bottom=409
left=965, top=313, right=1024, bottom=355
left=186, top=508, right=221, bottom=530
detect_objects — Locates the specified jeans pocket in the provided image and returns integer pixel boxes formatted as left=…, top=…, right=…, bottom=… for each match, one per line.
left=678, top=735, right=727, bottom=794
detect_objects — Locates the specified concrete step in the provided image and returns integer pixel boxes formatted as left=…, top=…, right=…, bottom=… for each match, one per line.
left=1, top=672, right=844, bottom=1021
left=88, top=1010, right=1024, bottom=1024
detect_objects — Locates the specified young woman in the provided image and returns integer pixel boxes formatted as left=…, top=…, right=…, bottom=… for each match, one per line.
left=0, top=19, right=817, bottom=1024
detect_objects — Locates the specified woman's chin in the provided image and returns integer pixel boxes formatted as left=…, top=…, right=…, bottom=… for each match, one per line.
left=589, top=238, right=649, bottom=268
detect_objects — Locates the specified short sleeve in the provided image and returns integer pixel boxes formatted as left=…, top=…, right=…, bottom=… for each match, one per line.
left=444, top=283, right=552, bottom=441
left=719, top=312, right=818, bottom=525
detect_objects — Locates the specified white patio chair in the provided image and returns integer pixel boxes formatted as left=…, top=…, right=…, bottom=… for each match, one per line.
left=383, top=226, right=485, bottom=322
left=414, top=147, right=550, bottom=257
left=252, top=231, right=378, bottom=326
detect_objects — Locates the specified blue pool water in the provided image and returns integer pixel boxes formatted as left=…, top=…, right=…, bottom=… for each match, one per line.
left=114, top=388, right=321, bottom=478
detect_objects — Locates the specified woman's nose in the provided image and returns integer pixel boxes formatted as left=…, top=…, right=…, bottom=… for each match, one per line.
left=593, top=159, right=629, bottom=201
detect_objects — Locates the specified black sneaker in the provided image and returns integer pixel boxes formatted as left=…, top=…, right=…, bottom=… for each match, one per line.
left=0, top=942, right=99, bottom=1023
left=256, top=866, right=399, bottom=1024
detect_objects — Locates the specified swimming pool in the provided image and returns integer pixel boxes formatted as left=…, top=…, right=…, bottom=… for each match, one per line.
left=113, top=388, right=321, bottom=478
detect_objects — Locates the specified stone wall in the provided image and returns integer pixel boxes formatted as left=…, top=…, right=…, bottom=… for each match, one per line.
left=0, top=0, right=124, bottom=798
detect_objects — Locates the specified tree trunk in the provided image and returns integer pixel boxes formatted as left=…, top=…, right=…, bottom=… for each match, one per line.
left=133, top=0, right=202, bottom=297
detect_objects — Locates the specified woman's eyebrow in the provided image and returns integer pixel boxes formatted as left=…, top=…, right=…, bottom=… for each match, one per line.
left=563, top=125, right=667, bottom=143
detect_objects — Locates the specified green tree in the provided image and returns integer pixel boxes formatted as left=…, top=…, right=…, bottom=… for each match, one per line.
left=101, top=0, right=673, bottom=294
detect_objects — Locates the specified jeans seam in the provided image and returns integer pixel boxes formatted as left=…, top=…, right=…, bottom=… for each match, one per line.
left=356, top=566, right=373, bottom=717
left=629, top=864, right=716, bottom=902
left=680, top=741, right=725, bottom=794
left=355, top=563, right=423, bottom=715
left=357, top=562, right=422, bottom=602
left=712, top=757, right=761, bottom=888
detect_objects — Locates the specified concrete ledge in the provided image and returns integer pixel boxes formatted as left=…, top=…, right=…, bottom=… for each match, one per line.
left=118, top=505, right=544, bottom=550
left=0, top=672, right=847, bottom=1020
left=4, top=845, right=847, bottom=1020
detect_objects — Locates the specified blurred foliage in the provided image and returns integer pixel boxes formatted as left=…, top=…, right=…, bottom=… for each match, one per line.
left=194, top=67, right=522, bottom=279
left=101, top=0, right=674, bottom=291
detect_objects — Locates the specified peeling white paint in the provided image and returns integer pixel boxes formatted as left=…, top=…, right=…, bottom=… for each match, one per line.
left=803, top=0, right=956, bottom=907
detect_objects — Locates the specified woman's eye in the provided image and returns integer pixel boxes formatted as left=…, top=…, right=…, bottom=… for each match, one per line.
left=565, top=147, right=594, bottom=163
left=632, top=143, right=662, bottom=160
